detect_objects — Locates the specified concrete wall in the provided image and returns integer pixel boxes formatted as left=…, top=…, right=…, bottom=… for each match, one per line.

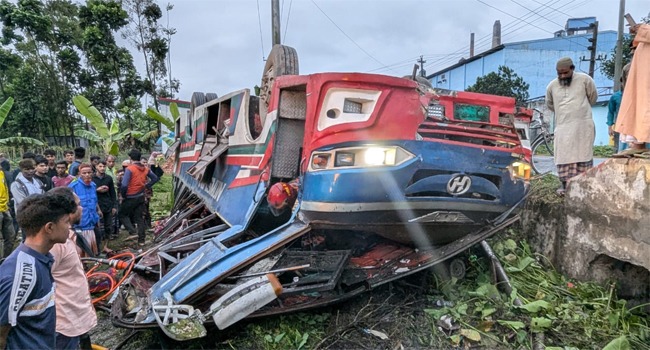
left=522, top=159, right=650, bottom=301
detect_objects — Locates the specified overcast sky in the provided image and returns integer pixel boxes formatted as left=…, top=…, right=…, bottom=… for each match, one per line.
left=144, top=0, right=649, bottom=102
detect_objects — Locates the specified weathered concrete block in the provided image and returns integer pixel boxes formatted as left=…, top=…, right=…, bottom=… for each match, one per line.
left=522, top=158, right=649, bottom=300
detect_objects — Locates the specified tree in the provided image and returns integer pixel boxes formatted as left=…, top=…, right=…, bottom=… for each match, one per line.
left=72, top=95, right=130, bottom=155
left=600, top=15, right=649, bottom=81
left=122, top=0, right=178, bottom=135
left=466, top=66, right=530, bottom=106
left=0, top=97, right=45, bottom=147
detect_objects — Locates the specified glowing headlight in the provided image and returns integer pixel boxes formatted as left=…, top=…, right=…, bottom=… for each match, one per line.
left=509, top=161, right=531, bottom=180
left=364, top=148, right=397, bottom=166
left=364, top=148, right=386, bottom=165
left=308, top=146, right=413, bottom=171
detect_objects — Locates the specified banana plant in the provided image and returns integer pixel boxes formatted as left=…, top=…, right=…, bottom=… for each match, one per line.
left=146, top=102, right=179, bottom=146
left=72, top=95, right=131, bottom=156
left=0, top=97, right=45, bottom=147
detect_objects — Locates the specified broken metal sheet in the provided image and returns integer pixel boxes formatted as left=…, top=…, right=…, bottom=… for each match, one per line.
left=149, top=218, right=311, bottom=304
left=186, top=143, right=228, bottom=181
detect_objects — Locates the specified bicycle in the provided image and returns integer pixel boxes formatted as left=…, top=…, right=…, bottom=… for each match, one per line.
left=529, top=110, right=555, bottom=174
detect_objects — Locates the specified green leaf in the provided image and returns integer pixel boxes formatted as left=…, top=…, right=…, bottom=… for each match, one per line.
left=504, top=239, right=517, bottom=251
left=170, top=102, right=180, bottom=121
left=481, top=307, right=497, bottom=318
left=0, top=97, right=14, bottom=128
left=108, top=142, right=119, bottom=156
left=274, top=332, right=285, bottom=343
left=0, top=136, right=45, bottom=146
left=497, top=320, right=525, bottom=330
left=529, top=317, right=552, bottom=332
left=74, top=129, right=102, bottom=143
left=518, top=300, right=551, bottom=314
left=109, top=118, right=119, bottom=135
left=602, top=336, right=630, bottom=350
left=146, top=107, right=175, bottom=129
left=459, top=328, right=481, bottom=342
left=72, top=95, right=109, bottom=137
left=113, top=129, right=132, bottom=141
left=297, top=332, right=309, bottom=350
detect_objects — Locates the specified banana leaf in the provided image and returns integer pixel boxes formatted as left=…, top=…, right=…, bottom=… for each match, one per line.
left=146, top=107, right=175, bottom=130
left=0, top=136, right=45, bottom=146
left=0, top=97, right=14, bottom=128
left=74, top=129, right=102, bottom=143
left=72, top=95, right=109, bottom=138
left=109, top=118, right=119, bottom=135
left=170, top=102, right=180, bottom=121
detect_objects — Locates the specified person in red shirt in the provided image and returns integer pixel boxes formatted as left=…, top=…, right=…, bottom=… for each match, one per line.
left=119, top=149, right=159, bottom=246
left=52, top=161, right=74, bottom=188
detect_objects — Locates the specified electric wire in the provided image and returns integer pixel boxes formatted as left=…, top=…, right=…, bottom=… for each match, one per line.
left=371, top=0, right=565, bottom=75
left=425, top=0, right=567, bottom=72
left=474, top=0, right=589, bottom=49
left=428, top=0, right=590, bottom=72
left=310, top=0, right=393, bottom=73
left=283, top=0, right=293, bottom=43
left=256, top=0, right=266, bottom=60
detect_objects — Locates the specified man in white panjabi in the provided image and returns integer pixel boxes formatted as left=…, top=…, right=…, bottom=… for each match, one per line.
left=545, top=57, right=598, bottom=195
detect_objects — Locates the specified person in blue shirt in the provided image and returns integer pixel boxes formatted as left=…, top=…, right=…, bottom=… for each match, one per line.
left=68, top=147, right=86, bottom=177
left=607, top=65, right=631, bottom=153
left=68, top=163, right=101, bottom=256
left=0, top=192, right=77, bottom=350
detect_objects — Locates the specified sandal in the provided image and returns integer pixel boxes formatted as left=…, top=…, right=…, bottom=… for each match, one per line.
left=612, top=148, right=646, bottom=158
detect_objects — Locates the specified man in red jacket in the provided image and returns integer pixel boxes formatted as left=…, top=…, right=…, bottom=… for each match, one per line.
left=119, top=149, right=159, bottom=246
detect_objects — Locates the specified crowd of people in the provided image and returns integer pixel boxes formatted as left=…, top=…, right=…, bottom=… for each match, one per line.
left=0, top=146, right=163, bottom=257
left=0, top=147, right=163, bottom=349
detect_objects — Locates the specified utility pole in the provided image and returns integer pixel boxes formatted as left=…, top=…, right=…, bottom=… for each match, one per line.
left=418, top=55, right=427, bottom=77
left=613, top=0, right=625, bottom=91
left=271, top=0, right=281, bottom=45
left=587, top=21, right=599, bottom=78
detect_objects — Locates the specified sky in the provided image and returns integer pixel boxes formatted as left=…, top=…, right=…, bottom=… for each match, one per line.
left=144, top=0, right=650, bottom=102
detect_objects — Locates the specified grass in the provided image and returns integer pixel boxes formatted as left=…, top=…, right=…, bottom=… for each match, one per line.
left=150, top=174, right=173, bottom=221
left=423, top=232, right=650, bottom=349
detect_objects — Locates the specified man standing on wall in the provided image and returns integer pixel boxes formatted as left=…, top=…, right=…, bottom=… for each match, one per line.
left=545, top=57, right=598, bottom=195
left=120, top=149, right=159, bottom=247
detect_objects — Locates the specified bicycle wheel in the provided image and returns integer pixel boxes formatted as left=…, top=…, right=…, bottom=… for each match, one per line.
left=531, top=134, right=555, bottom=174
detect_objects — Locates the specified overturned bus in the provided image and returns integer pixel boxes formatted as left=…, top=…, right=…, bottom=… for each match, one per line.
left=110, top=45, right=533, bottom=340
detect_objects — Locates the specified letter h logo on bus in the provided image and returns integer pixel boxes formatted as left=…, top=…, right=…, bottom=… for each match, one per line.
left=447, top=174, right=472, bottom=196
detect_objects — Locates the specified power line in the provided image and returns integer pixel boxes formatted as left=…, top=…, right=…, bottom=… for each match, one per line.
left=283, top=0, right=293, bottom=42
left=424, top=0, right=567, bottom=71
left=256, top=0, right=265, bottom=60
left=310, top=0, right=393, bottom=72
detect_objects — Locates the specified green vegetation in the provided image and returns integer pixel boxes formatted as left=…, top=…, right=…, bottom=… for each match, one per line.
left=466, top=66, right=530, bottom=106
left=594, top=145, right=616, bottom=158
left=424, top=234, right=649, bottom=349
left=0, top=0, right=178, bottom=150
left=150, top=174, right=173, bottom=220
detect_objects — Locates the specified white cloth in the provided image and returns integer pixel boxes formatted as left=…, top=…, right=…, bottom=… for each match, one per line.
left=545, top=72, right=598, bottom=165
left=50, top=231, right=97, bottom=337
